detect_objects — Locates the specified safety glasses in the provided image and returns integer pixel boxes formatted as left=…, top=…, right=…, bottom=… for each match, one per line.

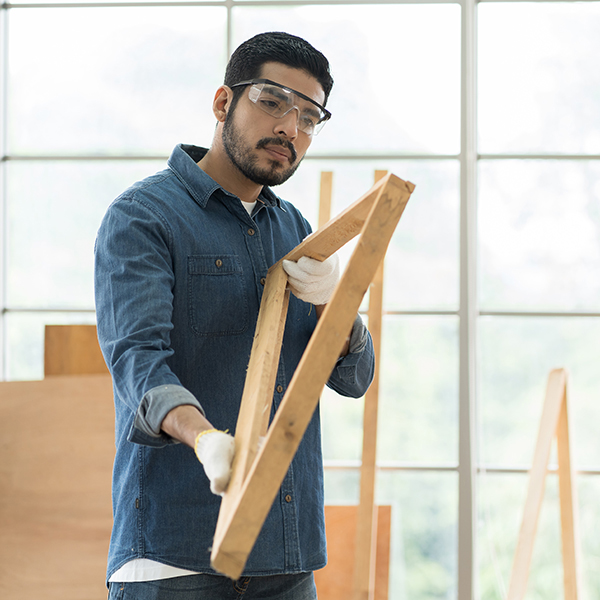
left=231, top=78, right=332, bottom=136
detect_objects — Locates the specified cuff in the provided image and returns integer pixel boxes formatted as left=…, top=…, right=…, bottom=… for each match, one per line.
left=348, top=313, right=368, bottom=354
left=128, top=384, right=205, bottom=448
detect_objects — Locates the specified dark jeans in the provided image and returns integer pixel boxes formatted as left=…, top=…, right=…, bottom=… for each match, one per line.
left=108, top=572, right=317, bottom=600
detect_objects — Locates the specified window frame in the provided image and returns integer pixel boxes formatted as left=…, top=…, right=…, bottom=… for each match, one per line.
left=1, top=1, right=599, bottom=598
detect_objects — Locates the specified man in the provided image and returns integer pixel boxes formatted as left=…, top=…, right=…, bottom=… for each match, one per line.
left=95, top=31, right=375, bottom=600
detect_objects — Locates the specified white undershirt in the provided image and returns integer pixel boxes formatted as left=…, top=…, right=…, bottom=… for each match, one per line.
left=111, top=198, right=257, bottom=584
left=242, top=200, right=257, bottom=215
left=109, top=559, right=201, bottom=582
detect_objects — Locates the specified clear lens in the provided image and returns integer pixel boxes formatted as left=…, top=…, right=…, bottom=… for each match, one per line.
left=248, top=82, right=326, bottom=136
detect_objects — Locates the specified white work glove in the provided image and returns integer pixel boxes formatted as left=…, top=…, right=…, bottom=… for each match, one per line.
left=194, top=429, right=235, bottom=496
left=282, top=254, right=340, bottom=305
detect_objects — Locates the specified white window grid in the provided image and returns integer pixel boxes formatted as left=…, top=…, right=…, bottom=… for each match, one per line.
left=1, top=1, right=599, bottom=598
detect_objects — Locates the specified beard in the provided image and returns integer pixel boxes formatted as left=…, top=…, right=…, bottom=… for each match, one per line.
left=222, top=109, right=302, bottom=187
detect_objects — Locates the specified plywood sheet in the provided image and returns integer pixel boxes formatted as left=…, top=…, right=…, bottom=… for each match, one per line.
left=0, top=374, right=114, bottom=600
left=315, top=505, right=391, bottom=600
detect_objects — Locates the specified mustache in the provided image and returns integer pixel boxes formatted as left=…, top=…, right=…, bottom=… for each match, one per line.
left=256, top=137, right=298, bottom=164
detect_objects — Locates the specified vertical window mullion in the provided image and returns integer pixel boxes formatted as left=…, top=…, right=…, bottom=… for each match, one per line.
left=0, top=6, right=8, bottom=380
left=459, top=0, right=479, bottom=597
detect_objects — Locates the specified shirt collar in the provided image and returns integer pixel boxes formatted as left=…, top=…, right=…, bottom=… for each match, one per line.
left=168, top=143, right=283, bottom=210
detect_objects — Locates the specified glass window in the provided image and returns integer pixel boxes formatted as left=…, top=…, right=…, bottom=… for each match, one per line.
left=231, top=4, right=461, bottom=155
left=277, top=159, right=460, bottom=311
left=324, top=470, right=459, bottom=599
left=8, top=7, right=227, bottom=155
left=6, top=160, right=166, bottom=309
left=478, top=472, right=562, bottom=600
left=378, top=471, right=458, bottom=600
left=479, top=3, right=600, bottom=155
left=478, top=160, right=600, bottom=312
left=479, top=316, right=600, bottom=468
left=378, top=315, right=459, bottom=464
left=5, top=311, right=97, bottom=380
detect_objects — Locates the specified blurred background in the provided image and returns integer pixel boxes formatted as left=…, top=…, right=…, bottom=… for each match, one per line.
left=0, top=1, right=599, bottom=598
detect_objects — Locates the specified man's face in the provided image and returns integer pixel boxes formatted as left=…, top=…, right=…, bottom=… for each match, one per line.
left=221, top=62, right=326, bottom=187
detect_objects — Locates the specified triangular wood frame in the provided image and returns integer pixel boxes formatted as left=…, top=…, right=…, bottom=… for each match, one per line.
left=210, top=173, right=415, bottom=579
left=507, top=368, right=581, bottom=600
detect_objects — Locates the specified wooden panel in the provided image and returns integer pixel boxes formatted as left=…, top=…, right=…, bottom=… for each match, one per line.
left=44, top=325, right=108, bottom=376
left=0, top=375, right=114, bottom=600
left=315, top=505, right=391, bottom=600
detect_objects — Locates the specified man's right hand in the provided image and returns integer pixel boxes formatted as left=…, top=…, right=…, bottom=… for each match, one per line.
left=194, top=430, right=235, bottom=495
left=160, top=404, right=235, bottom=496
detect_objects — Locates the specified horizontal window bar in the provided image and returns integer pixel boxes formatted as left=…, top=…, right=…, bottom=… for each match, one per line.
left=479, top=154, right=600, bottom=160
left=324, top=460, right=600, bottom=476
left=1, top=154, right=169, bottom=161
left=324, top=459, right=458, bottom=471
left=480, top=310, right=600, bottom=318
left=2, top=0, right=461, bottom=10
left=4, top=307, right=600, bottom=318
left=4, top=153, right=600, bottom=162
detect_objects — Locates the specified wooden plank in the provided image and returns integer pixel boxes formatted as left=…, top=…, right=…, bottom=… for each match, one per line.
left=353, top=170, right=388, bottom=600
left=319, top=171, right=333, bottom=228
left=507, top=368, right=568, bottom=600
left=219, top=264, right=290, bottom=520
left=556, top=378, right=581, bottom=600
left=0, top=375, right=114, bottom=600
left=211, top=174, right=414, bottom=579
left=44, top=324, right=108, bottom=376
left=314, top=506, right=391, bottom=600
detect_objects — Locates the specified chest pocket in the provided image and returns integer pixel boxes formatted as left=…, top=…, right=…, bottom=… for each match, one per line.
left=188, top=255, right=249, bottom=336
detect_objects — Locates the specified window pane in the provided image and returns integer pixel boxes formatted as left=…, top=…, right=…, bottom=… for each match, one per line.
left=322, top=315, right=458, bottom=465
left=378, top=471, right=457, bottom=600
left=232, top=5, right=461, bottom=155
left=5, top=311, right=97, bottom=381
left=321, top=387, right=364, bottom=462
left=8, top=7, right=227, bottom=155
left=479, top=160, right=600, bottom=312
left=479, top=3, right=600, bottom=154
left=277, top=159, right=459, bottom=311
left=6, top=160, right=165, bottom=309
left=479, top=317, right=600, bottom=468
left=380, top=316, right=458, bottom=464
left=324, top=470, right=458, bottom=600
left=478, top=473, right=562, bottom=600
left=579, top=476, right=600, bottom=597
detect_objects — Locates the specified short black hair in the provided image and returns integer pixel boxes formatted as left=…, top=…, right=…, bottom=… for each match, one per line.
left=224, top=32, right=334, bottom=110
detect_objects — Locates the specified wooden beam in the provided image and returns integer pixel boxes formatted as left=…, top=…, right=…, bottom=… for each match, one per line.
left=507, top=368, right=581, bottom=600
left=318, top=171, right=333, bottom=228
left=210, top=174, right=415, bottom=579
left=556, top=379, right=581, bottom=600
left=352, top=170, right=388, bottom=600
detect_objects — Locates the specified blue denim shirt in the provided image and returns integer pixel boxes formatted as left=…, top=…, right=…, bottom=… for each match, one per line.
left=94, top=144, right=375, bottom=581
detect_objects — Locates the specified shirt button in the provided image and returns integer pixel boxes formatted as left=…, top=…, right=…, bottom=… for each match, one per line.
left=260, top=277, right=266, bottom=286
left=248, top=228, right=255, bottom=236
left=276, top=385, right=284, bottom=393
left=285, top=494, right=292, bottom=503
left=215, top=259, right=223, bottom=268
